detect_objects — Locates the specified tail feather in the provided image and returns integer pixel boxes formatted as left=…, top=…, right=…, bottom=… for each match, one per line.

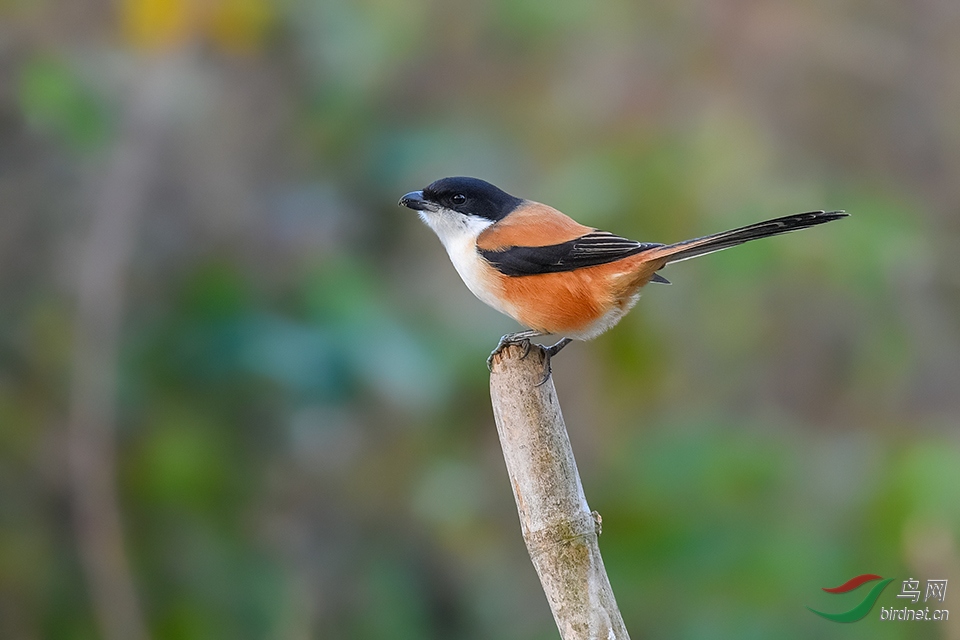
left=648, top=210, right=847, bottom=265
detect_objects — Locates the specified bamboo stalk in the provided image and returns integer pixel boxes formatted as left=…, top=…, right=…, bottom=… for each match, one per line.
left=489, top=343, right=629, bottom=640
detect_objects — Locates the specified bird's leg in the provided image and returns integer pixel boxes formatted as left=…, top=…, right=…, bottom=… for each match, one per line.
left=487, top=329, right=545, bottom=370
left=535, top=337, right=573, bottom=386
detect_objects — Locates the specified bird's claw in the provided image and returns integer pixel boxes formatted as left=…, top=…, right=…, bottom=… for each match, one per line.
left=487, top=335, right=532, bottom=370
left=534, top=355, right=553, bottom=386
left=534, top=338, right=573, bottom=386
left=488, top=333, right=571, bottom=385
left=518, top=339, right=531, bottom=360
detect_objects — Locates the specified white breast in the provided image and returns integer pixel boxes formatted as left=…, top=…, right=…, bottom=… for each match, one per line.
left=419, top=209, right=516, bottom=318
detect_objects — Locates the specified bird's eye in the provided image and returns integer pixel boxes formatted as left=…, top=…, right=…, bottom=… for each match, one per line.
left=451, top=194, right=466, bottom=205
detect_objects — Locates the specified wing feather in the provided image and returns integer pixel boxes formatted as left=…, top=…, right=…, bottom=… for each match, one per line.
left=479, top=231, right=662, bottom=276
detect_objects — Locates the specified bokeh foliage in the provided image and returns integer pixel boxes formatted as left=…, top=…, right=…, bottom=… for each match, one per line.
left=1, top=0, right=959, bottom=638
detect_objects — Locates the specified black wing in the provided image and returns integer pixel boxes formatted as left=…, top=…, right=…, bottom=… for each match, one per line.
left=479, top=231, right=663, bottom=277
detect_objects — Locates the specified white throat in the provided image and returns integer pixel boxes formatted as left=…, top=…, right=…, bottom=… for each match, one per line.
left=418, top=209, right=510, bottom=314
left=418, top=208, right=492, bottom=249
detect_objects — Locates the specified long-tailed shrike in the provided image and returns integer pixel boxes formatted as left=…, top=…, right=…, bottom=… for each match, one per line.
left=400, top=176, right=846, bottom=381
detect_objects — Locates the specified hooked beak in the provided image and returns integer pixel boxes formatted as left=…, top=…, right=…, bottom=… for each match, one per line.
left=399, top=190, right=438, bottom=212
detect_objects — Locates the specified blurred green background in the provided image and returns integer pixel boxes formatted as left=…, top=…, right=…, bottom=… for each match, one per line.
left=2, top=0, right=959, bottom=638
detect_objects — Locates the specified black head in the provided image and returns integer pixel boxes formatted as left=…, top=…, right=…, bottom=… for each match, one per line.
left=399, top=177, right=523, bottom=222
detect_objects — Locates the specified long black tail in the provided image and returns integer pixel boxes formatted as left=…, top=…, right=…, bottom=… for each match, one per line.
left=647, top=210, right=848, bottom=264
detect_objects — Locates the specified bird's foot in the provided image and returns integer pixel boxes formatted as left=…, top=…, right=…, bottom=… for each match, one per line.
left=534, top=337, right=573, bottom=386
left=487, top=330, right=543, bottom=371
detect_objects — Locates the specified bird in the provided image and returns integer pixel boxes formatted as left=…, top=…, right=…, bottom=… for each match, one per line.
left=399, top=176, right=847, bottom=382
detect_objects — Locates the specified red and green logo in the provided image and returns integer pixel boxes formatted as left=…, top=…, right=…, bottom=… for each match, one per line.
left=807, top=574, right=894, bottom=622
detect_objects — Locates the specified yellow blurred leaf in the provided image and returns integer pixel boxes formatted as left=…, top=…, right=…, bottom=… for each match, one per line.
left=209, top=0, right=273, bottom=54
left=121, top=0, right=271, bottom=53
left=122, top=0, right=193, bottom=50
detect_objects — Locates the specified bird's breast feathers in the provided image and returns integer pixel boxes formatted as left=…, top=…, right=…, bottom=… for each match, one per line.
left=421, top=199, right=663, bottom=337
